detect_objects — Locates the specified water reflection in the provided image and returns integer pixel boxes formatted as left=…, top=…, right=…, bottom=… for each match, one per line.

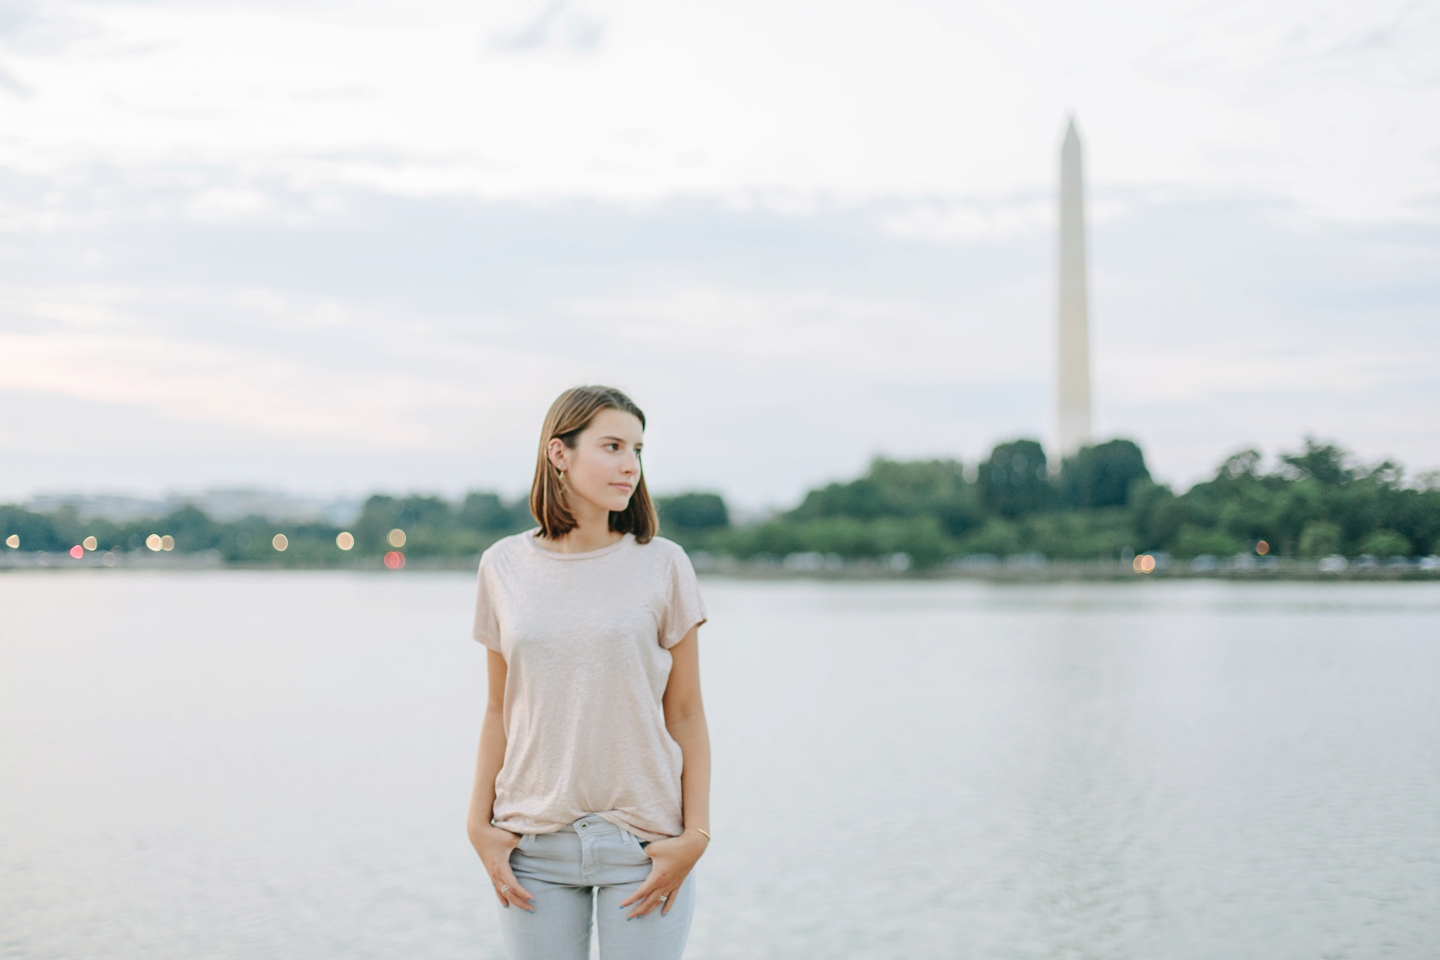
left=0, top=576, right=1436, bottom=960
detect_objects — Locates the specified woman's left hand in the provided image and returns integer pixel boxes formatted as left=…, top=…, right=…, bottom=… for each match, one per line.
left=620, top=828, right=709, bottom=918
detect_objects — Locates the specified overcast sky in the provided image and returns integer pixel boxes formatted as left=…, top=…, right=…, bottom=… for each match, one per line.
left=2, top=0, right=1438, bottom=507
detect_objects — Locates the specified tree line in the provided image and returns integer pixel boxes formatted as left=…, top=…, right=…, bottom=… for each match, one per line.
left=3, top=437, right=1437, bottom=569
left=678, top=438, right=1439, bottom=567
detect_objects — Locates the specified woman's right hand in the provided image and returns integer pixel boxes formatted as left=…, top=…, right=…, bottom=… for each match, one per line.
left=469, top=821, right=535, bottom=912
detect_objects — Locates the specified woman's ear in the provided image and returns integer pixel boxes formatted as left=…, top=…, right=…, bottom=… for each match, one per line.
left=546, top=438, right=569, bottom=472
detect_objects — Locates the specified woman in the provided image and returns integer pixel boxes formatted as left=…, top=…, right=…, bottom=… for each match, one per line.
left=466, top=385, right=711, bottom=960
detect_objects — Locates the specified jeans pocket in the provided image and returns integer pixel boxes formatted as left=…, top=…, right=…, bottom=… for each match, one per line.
left=621, top=829, right=651, bottom=859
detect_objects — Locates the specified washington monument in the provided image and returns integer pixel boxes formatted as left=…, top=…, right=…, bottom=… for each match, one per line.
left=1056, top=117, right=1092, bottom=460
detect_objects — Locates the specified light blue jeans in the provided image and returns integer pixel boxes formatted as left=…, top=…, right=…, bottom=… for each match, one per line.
left=498, top=814, right=696, bottom=960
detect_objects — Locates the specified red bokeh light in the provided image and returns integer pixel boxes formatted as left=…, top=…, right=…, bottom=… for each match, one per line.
left=384, top=551, right=406, bottom=569
left=69, top=544, right=84, bottom=559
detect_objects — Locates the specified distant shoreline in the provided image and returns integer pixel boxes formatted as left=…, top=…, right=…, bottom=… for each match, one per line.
left=3, top=550, right=1437, bottom=582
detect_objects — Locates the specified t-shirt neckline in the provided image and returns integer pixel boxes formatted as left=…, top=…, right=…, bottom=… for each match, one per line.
left=524, top=530, right=633, bottom=560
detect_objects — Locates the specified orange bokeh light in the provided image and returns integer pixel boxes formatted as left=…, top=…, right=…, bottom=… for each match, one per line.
left=1256, top=540, right=1270, bottom=555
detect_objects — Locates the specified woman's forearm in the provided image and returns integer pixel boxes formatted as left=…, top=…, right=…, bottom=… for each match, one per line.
left=468, top=649, right=510, bottom=838
left=467, top=702, right=508, bottom=836
left=668, top=711, right=711, bottom=834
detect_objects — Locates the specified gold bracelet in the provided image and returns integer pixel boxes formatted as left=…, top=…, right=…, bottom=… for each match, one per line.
left=695, top=828, right=711, bottom=842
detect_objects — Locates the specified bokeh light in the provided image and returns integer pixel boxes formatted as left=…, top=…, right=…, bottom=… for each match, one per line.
left=146, top=534, right=162, bottom=551
left=102, top=553, right=117, bottom=567
left=383, top=551, right=405, bottom=570
left=69, top=545, right=84, bottom=559
left=1133, top=554, right=1156, bottom=573
left=161, top=535, right=176, bottom=552
left=387, top=528, right=406, bottom=548
left=1256, top=540, right=1270, bottom=555
left=82, top=536, right=98, bottom=551
left=273, top=534, right=289, bottom=551
left=336, top=531, right=355, bottom=550
left=5, top=534, right=17, bottom=548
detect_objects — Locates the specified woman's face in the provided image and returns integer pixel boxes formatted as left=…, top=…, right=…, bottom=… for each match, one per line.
left=549, top=408, right=644, bottom=514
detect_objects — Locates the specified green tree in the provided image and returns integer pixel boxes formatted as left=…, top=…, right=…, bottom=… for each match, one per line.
left=1298, top=521, right=1342, bottom=558
left=1023, top=510, right=1134, bottom=559
left=656, top=493, right=729, bottom=531
left=1058, top=439, right=1150, bottom=509
left=457, top=493, right=529, bottom=532
left=788, top=458, right=974, bottom=524
left=354, top=494, right=457, bottom=555
left=978, top=440, right=1050, bottom=518
left=1128, top=480, right=1180, bottom=550
left=1282, top=438, right=1354, bottom=485
left=0, top=506, right=63, bottom=552
left=958, top=518, right=1020, bottom=557
left=1169, top=524, right=1243, bottom=559
left=1357, top=529, right=1410, bottom=558
left=160, top=505, right=222, bottom=552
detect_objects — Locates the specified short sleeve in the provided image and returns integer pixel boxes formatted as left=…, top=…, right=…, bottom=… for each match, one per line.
left=472, top=558, right=503, bottom=653
left=659, top=548, right=707, bottom=649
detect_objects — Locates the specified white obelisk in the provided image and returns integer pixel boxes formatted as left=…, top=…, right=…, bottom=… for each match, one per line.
left=1056, top=117, right=1092, bottom=460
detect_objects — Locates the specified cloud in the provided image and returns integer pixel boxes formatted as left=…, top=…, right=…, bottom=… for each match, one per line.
left=488, top=0, right=605, bottom=53
left=0, top=63, right=29, bottom=96
left=184, top=188, right=271, bottom=223
left=880, top=197, right=1052, bottom=243
left=1, top=0, right=1438, bottom=504
left=0, top=0, right=1434, bottom=219
left=1099, top=341, right=1436, bottom=404
left=559, top=283, right=1040, bottom=383
left=0, top=0, right=96, bottom=55
left=0, top=321, right=574, bottom=448
left=0, top=157, right=1437, bottom=501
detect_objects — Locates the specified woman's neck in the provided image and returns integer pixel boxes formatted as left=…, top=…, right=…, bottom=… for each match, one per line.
left=541, top=500, right=625, bottom=554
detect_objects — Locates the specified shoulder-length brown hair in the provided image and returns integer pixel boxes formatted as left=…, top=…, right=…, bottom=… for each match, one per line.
left=529, top=385, right=658, bottom=544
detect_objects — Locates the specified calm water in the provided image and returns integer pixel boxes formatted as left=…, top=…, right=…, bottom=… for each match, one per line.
left=2, top=573, right=1438, bottom=960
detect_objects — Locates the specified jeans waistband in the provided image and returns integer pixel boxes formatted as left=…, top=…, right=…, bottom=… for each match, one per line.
left=558, top=814, right=621, bottom=836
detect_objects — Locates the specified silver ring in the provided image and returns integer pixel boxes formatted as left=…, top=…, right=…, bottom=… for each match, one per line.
left=499, top=883, right=510, bottom=894
left=658, top=895, right=668, bottom=903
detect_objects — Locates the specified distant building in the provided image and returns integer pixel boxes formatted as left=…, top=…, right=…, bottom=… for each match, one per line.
left=24, top=489, right=360, bottom=525
left=23, top=494, right=170, bottom=523
left=179, top=489, right=360, bottom=525
left=1056, top=117, right=1093, bottom=460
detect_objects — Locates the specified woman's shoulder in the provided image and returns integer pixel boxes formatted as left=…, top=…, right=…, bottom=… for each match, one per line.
left=634, top=535, right=695, bottom=569
left=479, top=529, right=540, bottom=566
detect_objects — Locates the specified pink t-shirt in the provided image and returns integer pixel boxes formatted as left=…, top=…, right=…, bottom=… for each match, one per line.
left=472, top=531, right=707, bottom=841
